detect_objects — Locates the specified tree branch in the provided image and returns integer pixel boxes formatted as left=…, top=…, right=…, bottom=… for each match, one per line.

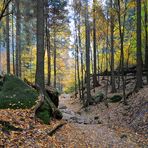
left=0, top=0, right=12, bottom=21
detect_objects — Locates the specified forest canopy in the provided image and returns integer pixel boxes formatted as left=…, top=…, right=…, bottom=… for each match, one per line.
left=0, top=0, right=147, bottom=98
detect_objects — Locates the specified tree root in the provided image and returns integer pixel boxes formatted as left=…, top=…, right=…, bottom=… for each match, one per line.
left=26, top=78, right=63, bottom=121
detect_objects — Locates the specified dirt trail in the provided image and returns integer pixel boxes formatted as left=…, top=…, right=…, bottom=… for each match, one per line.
left=55, top=94, right=147, bottom=147
left=59, top=94, right=81, bottom=112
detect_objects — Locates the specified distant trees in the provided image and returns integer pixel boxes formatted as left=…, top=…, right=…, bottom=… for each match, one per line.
left=70, top=0, right=148, bottom=106
left=0, top=0, right=147, bottom=98
left=48, top=0, right=68, bottom=89
left=0, top=0, right=70, bottom=91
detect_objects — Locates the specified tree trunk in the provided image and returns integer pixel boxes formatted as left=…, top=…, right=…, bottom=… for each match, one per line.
left=6, top=6, right=10, bottom=73
left=76, top=34, right=81, bottom=100
left=144, top=0, right=148, bottom=83
left=0, top=35, right=2, bottom=74
left=117, top=0, right=126, bottom=104
left=46, top=18, right=51, bottom=86
left=30, top=83, right=62, bottom=121
left=12, top=8, right=15, bottom=75
left=78, top=12, right=84, bottom=101
left=47, top=33, right=51, bottom=86
left=35, top=0, right=45, bottom=90
left=15, top=0, right=21, bottom=77
left=93, top=0, right=98, bottom=87
left=110, top=0, right=116, bottom=93
left=75, top=43, right=77, bottom=99
left=105, top=10, right=109, bottom=108
left=74, top=15, right=81, bottom=100
left=53, top=29, right=56, bottom=88
left=85, top=0, right=91, bottom=106
left=136, top=0, right=143, bottom=90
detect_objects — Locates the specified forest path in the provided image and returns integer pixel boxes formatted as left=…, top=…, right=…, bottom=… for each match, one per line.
left=54, top=94, right=146, bottom=147
left=59, top=94, right=103, bottom=124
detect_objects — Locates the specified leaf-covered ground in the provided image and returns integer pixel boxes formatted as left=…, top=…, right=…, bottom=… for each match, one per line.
left=54, top=123, right=147, bottom=147
left=0, top=109, right=66, bottom=147
left=0, top=109, right=147, bottom=147
left=0, top=81, right=148, bottom=147
left=0, top=95, right=147, bottom=147
left=58, top=86, right=148, bottom=147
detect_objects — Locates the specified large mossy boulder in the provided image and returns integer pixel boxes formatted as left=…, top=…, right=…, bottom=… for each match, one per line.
left=0, top=74, right=60, bottom=124
left=0, top=74, right=38, bottom=109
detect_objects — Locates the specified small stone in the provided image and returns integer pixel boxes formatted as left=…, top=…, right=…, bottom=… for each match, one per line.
left=120, top=134, right=128, bottom=140
left=94, top=116, right=99, bottom=120
left=98, top=121, right=102, bottom=124
left=76, top=111, right=81, bottom=115
left=84, top=119, right=90, bottom=124
left=59, top=104, right=67, bottom=109
left=77, top=118, right=85, bottom=124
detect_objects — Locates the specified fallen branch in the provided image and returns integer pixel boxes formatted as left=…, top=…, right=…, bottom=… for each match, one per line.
left=47, top=122, right=66, bottom=136
left=0, top=120, right=23, bottom=132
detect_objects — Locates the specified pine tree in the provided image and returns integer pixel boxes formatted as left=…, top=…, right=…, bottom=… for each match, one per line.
left=110, top=0, right=116, bottom=93
left=6, top=5, right=10, bottom=73
left=85, top=0, right=91, bottom=106
left=15, top=0, right=21, bottom=77
left=136, top=0, right=143, bottom=90
left=35, top=0, right=45, bottom=90
left=48, top=0, right=68, bottom=88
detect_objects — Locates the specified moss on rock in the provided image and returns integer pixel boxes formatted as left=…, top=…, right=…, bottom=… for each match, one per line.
left=0, top=74, right=59, bottom=124
left=0, top=74, right=38, bottom=109
left=92, top=93, right=104, bottom=104
left=109, top=95, right=122, bottom=103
